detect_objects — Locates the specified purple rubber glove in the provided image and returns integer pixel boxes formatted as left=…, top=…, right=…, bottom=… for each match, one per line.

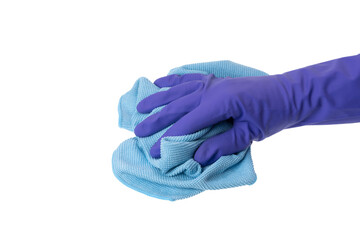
left=135, top=54, right=360, bottom=166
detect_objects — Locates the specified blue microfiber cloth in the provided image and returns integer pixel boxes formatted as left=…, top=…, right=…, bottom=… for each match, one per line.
left=112, top=61, right=268, bottom=201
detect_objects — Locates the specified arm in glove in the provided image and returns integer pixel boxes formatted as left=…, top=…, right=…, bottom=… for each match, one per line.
left=135, top=54, right=360, bottom=166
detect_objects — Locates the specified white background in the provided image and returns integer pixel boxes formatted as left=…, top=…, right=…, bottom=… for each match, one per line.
left=1, top=0, right=360, bottom=239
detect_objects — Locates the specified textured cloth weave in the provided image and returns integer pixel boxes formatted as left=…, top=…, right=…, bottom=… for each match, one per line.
left=112, top=61, right=268, bottom=201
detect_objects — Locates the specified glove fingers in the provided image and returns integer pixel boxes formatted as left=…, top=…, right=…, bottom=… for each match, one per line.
left=194, top=121, right=253, bottom=166
left=137, top=81, right=203, bottom=113
left=149, top=103, right=228, bottom=158
left=134, top=93, right=199, bottom=137
left=154, top=73, right=207, bottom=88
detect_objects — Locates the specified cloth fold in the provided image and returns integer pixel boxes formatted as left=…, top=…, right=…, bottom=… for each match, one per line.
left=112, top=60, right=268, bottom=201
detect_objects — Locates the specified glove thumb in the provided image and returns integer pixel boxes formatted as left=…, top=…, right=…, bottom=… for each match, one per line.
left=194, top=121, right=253, bottom=166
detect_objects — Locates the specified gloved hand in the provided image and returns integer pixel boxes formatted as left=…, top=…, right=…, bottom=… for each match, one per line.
left=135, top=54, right=360, bottom=166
